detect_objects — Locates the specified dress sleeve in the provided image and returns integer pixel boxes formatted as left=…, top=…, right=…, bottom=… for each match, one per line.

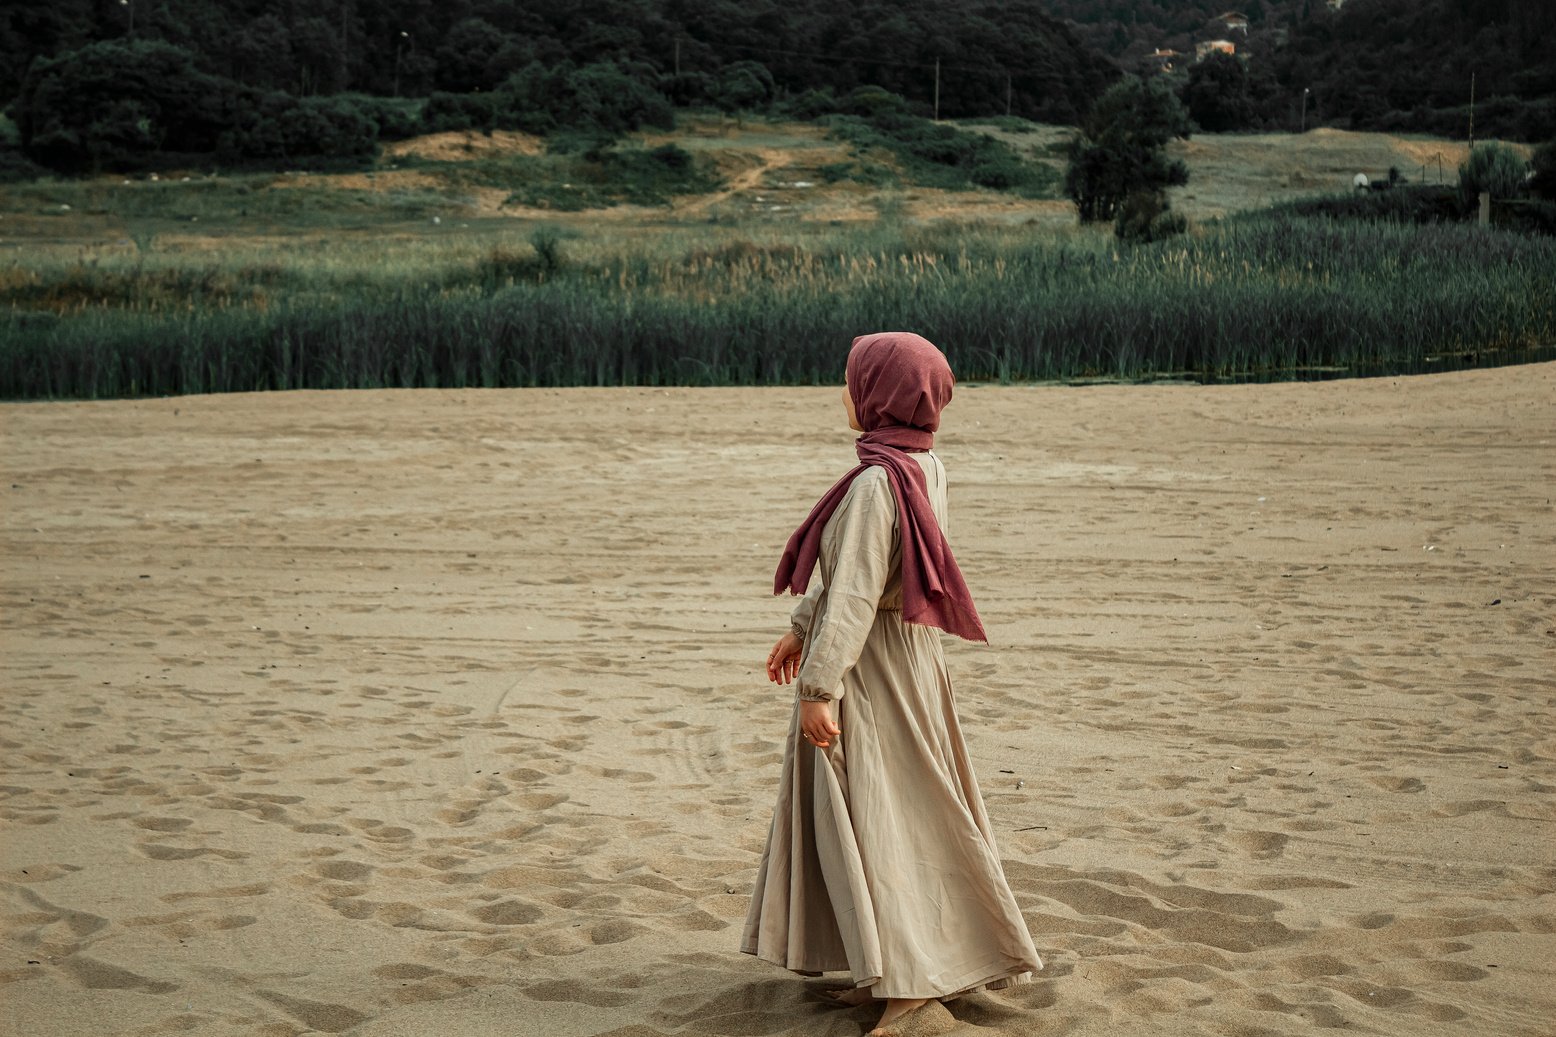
left=795, top=472, right=897, bottom=702
left=789, top=579, right=824, bottom=639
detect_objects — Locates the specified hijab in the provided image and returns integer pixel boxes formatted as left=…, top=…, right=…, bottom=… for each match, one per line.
left=773, top=332, right=987, bottom=642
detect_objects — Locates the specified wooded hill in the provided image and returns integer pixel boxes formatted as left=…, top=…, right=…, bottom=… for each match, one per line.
left=2, top=0, right=1553, bottom=178
left=1044, top=0, right=1555, bottom=139
left=1, top=0, right=1114, bottom=123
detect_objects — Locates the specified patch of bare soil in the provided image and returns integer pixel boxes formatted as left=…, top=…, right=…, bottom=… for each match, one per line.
left=270, top=169, right=445, bottom=193
left=384, top=129, right=544, bottom=161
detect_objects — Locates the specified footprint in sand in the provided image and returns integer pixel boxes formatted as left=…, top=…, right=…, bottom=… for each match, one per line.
left=1369, top=775, right=1426, bottom=793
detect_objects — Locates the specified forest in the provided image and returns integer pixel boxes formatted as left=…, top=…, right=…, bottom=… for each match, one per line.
left=1041, top=0, right=1555, bottom=139
left=3, top=0, right=1554, bottom=177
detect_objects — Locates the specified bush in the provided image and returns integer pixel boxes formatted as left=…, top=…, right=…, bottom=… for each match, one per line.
left=0, top=146, right=45, bottom=183
left=1281, top=186, right=1466, bottom=225
left=1115, top=190, right=1187, bottom=243
left=716, top=61, right=776, bottom=114
left=1458, top=142, right=1529, bottom=206
left=219, top=92, right=377, bottom=165
left=776, top=88, right=840, bottom=120
left=1529, top=140, right=1556, bottom=201
left=494, top=61, right=671, bottom=137
left=421, top=91, right=497, bottom=134
left=1181, top=52, right=1255, bottom=133
left=1065, top=76, right=1191, bottom=226
left=821, top=90, right=1057, bottom=197
left=16, top=39, right=230, bottom=172
left=339, top=94, right=421, bottom=141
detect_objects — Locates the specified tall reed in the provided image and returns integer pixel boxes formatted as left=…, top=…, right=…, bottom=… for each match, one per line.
left=4, top=215, right=1553, bottom=398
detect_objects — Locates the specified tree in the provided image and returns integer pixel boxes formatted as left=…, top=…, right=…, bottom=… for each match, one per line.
left=434, top=17, right=511, bottom=93
left=1181, top=52, right=1256, bottom=132
left=715, top=60, right=776, bottom=117
left=494, top=61, right=672, bottom=137
left=292, top=16, right=346, bottom=96
left=1458, top=141, right=1530, bottom=205
left=1064, top=75, right=1192, bottom=232
left=231, top=15, right=295, bottom=92
left=15, top=39, right=229, bottom=171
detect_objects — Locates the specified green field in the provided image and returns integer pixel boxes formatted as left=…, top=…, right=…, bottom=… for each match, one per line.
left=3, top=121, right=1552, bottom=398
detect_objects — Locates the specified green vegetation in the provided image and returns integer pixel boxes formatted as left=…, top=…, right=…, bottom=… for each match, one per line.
left=4, top=1, right=1116, bottom=177
left=823, top=89, right=1059, bottom=198
left=2, top=174, right=456, bottom=224
left=1065, top=76, right=1191, bottom=240
left=1046, top=0, right=1555, bottom=140
left=402, top=142, right=721, bottom=211
left=1458, top=142, right=1532, bottom=204
left=4, top=215, right=1551, bottom=398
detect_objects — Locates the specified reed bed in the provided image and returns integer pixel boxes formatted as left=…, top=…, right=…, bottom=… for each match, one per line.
left=3, top=216, right=1553, bottom=398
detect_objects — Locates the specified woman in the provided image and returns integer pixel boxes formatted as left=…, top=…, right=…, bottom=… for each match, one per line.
left=740, top=332, right=1042, bottom=1036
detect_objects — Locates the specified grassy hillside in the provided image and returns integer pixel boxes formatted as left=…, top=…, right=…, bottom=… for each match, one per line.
left=2, top=118, right=1551, bottom=398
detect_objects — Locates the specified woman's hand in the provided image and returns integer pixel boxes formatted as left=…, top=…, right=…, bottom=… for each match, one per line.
left=799, top=699, right=841, bottom=749
left=766, top=631, right=803, bottom=685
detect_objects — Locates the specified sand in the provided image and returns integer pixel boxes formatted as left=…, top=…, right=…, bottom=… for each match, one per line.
left=2, top=365, right=1553, bottom=1037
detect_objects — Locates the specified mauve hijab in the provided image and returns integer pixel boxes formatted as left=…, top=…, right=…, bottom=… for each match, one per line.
left=773, top=332, right=987, bottom=642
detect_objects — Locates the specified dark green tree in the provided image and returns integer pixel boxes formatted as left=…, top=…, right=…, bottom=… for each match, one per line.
left=15, top=39, right=229, bottom=171
left=1457, top=141, right=1530, bottom=204
left=1181, top=52, right=1256, bottom=132
left=231, top=15, right=295, bottom=92
left=1064, top=75, right=1191, bottom=229
left=715, top=60, right=776, bottom=115
left=494, top=61, right=672, bottom=136
left=434, top=17, right=511, bottom=93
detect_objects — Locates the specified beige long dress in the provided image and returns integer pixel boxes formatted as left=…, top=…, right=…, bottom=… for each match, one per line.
left=741, top=452, right=1042, bottom=1000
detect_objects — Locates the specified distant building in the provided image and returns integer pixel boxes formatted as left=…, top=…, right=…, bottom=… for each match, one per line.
left=1147, top=48, right=1182, bottom=73
left=1195, top=39, right=1237, bottom=61
left=1326, top=0, right=1348, bottom=9
left=1217, top=12, right=1250, bottom=33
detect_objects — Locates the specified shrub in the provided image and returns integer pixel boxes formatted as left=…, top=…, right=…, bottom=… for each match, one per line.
left=339, top=94, right=421, bottom=141
left=219, top=92, right=377, bottom=165
left=1529, top=140, right=1556, bottom=201
left=1181, top=52, right=1255, bottom=133
left=1458, top=142, right=1529, bottom=206
left=421, top=91, right=497, bottom=134
left=16, top=39, right=230, bottom=172
left=776, top=88, right=840, bottom=120
left=494, top=61, right=671, bottom=137
left=529, top=225, right=565, bottom=275
left=1115, top=190, right=1188, bottom=243
left=716, top=61, right=776, bottom=114
left=1065, top=76, right=1191, bottom=227
left=821, top=90, right=1057, bottom=198
left=1280, top=187, right=1466, bottom=225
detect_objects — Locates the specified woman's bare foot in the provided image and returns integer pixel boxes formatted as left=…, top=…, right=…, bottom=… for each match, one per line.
left=868, top=997, right=931, bottom=1035
left=819, top=986, right=879, bottom=1007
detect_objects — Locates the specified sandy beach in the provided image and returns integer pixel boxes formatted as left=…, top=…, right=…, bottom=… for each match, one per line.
left=3, top=365, right=1553, bottom=1037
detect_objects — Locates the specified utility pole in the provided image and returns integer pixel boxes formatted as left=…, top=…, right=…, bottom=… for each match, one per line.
left=1468, top=72, right=1476, bottom=149
left=393, top=31, right=408, bottom=97
left=933, top=58, right=940, bottom=121
left=339, top=0, right=351, bottom=92
left=674, top=37, right=680, bottom=77
left=1005, top=73, right=1012, bottom=117
left=1300, top=87, right=1310, bottom=132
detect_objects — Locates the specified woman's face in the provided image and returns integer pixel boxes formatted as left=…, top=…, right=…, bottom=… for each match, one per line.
left=841, top=381, right=863, bottom=432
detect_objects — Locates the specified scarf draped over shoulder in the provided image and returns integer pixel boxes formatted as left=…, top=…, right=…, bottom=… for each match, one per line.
left=773, top=332, right=987, bottom=643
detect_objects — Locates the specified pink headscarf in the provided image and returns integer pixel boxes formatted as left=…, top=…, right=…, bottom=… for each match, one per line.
left=773, top=332, right=987, bottom=642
